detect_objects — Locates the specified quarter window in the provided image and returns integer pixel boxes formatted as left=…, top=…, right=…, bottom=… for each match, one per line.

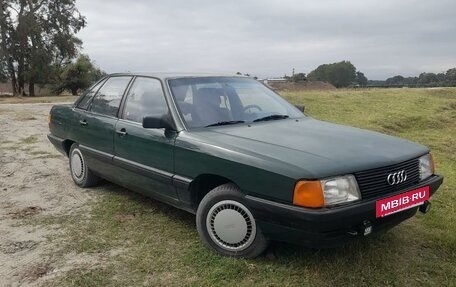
left=90, top=77, right=132, bottom=117
left=77, top=79, right=106, bottom=110
left=123, top=77, right=168, bottom=123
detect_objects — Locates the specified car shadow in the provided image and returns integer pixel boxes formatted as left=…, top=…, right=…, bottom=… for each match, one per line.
left=93, top=180, right=195, bottom=226
left=92, top=180, right=425, bottom=265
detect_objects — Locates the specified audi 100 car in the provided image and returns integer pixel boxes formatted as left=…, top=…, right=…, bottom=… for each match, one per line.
left=48, top=73, right=443, bottom=258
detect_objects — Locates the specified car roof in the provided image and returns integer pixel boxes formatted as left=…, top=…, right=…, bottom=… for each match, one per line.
left=108, top=72, right=247, bottom=80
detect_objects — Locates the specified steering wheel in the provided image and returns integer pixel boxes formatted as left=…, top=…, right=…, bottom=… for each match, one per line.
left=243, top=105, right=262, bottom=113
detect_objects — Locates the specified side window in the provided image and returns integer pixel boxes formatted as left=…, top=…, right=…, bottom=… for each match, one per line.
left=77, top=79, right=106, bottom=110
left=90, top=77, right=132, bottom=117
left=123, top=77, right=168, bottom=123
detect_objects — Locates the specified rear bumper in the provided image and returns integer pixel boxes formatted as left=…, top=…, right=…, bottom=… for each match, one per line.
left=245, top=175, right=443, bottom=247
left=47, top=134, right=67, bottom=156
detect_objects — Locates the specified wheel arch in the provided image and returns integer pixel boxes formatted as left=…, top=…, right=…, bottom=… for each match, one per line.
left=189, top=174, right=240, bottom=209
left=62, top=139, right=75, bottom=157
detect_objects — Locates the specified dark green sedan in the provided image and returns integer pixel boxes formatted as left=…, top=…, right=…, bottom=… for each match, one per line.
left=48, top=73, right=443, bottom=258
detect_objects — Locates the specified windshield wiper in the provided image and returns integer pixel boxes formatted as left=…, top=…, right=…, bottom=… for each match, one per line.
left=253, top=114, right=289, bottom=122
left=205, top=120, right=245, bottom=127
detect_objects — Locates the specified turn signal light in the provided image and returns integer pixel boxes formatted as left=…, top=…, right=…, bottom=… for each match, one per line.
left=293, top=180, right=324, bottom=208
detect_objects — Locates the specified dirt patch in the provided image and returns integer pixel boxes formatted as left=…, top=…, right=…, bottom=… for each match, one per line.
left=0, top=102, right=107, bottom=286
left=23, top=262, right=55, bottom=282
left=0, top=240, right=39, bottom=254
left=114, top=212, right=136, bottom=222
left=8, top=206, right=44, bottom=219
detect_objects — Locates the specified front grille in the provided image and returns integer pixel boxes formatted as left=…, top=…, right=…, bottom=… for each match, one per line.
left=355, top=158, right=420, bottom=200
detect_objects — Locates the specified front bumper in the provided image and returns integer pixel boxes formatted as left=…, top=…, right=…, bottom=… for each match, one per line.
left=245, top=175, right=443, bottom=247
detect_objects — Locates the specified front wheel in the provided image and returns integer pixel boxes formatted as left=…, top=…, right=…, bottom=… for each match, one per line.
left=69, top=143, right=100, bottom=187
left=196, top=183, right=269, bottom=258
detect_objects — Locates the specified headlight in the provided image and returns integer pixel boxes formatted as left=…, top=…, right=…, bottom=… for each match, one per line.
left=321, top=175, right=361, bottom=206
left=293, top=175, right=361, bottom=208
left=419, top=153, right=435, bottom=181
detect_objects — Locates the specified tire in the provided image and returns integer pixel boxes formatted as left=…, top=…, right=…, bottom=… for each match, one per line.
left=196, top=183, right=269, bottom=258
left=69, top=143, right=99, bottom=187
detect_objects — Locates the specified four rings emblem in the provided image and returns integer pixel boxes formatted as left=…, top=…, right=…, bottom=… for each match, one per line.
left=387, top=170, right=407, bottom=185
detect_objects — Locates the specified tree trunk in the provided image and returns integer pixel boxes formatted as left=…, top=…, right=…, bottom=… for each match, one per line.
left=7, top=58, right=18, bottom=96
left=71, top=87, right=78, bottom=96
left=29, top=77, right=35, bottom=97
left=17, top=58, right=26, bottom=96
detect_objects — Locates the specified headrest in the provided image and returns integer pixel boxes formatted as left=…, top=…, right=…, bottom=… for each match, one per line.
left=194, top=88, right=224, bottom=106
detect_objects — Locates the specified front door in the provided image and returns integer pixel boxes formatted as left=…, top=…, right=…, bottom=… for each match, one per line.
left=113, top=77, right=178, bottom=201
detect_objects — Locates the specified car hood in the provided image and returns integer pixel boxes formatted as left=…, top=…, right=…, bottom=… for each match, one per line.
left=190, top=118, right=428, bottom=178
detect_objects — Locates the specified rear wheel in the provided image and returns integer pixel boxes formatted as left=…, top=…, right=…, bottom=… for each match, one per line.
left=69, top=143, right=99, bottom=187
left=196, top=183, right=269, bottom=258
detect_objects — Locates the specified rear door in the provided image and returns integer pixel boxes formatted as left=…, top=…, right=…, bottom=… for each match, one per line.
left=72, top=76, right=133, bottom=172
left=113, top=77, right=178, bottom=201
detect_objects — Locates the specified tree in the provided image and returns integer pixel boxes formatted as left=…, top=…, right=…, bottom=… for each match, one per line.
left=0, top=0, right=86, bottom=96
left=0, top=0, right=18, bottom=92
left=385, top=75, right=405, bottom=86
left=418, top=73, right=439, bottom=86
left=0, top=51, right=8, bottom=82
left=308, top=61, right=357, bottom=88
left=56, top=55, right=105, bottom=95
left=290, top=72, right=307, bottom=82
left=355, top=71, right=368, bottom=86
left=446, top=68, right=456, bottom=86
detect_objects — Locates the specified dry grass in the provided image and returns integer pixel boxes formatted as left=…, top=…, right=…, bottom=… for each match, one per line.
left=0, top=95, right=76, bottom=104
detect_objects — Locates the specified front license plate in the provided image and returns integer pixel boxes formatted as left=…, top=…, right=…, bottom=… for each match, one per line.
left=375, top=186, right=430, bottom=218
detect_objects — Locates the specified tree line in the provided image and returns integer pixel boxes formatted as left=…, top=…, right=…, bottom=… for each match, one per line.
left=0, top=0, right=103, bottom=96
left=368, top=69, right=456, bottom=87
left=286, top=61, right=456, bottom=88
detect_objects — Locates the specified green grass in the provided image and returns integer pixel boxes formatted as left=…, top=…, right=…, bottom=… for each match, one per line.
left=44, top=88, right=455, bottom=287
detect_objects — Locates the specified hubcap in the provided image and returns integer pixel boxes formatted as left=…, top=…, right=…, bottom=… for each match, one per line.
left=71, top=150, right=84, bottom=180
left=206, top=200, right=256, bottom=252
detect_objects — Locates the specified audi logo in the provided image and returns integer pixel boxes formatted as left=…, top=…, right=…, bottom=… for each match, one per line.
left=387, top=170, right=407, bottom=185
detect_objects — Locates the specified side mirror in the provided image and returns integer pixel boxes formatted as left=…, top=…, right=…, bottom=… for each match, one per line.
left=142, top=115, right=176, bottom=130
left=294, top=104, right=305, bottom=112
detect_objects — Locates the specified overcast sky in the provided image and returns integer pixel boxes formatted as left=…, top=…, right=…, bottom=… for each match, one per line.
left=76, top=0, right=456, bottom=80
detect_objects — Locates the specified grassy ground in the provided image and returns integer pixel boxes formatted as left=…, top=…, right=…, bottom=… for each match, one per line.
left=0, top=95, right=76, bottom=104
left=39, top=88, right=455, bottom=286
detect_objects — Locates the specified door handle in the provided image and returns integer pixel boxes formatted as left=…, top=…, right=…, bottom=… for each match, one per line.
left=116, top=128, right=127, bottom=136
left=79, top=120, right=88, bottom=126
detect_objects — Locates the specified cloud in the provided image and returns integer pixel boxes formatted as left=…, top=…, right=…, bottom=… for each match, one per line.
left=76, top=0, right=456, bottom=79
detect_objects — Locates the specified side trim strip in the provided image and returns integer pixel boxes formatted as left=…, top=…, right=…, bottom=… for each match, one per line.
left=79, top=145, right=193, bottom=188
left=113, top=156, right=174, bottom=184
left=79, top=145, right=114, bottom=163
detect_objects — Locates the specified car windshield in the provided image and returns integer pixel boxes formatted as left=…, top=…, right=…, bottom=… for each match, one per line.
left=168, top=77, right=304, bottom=128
